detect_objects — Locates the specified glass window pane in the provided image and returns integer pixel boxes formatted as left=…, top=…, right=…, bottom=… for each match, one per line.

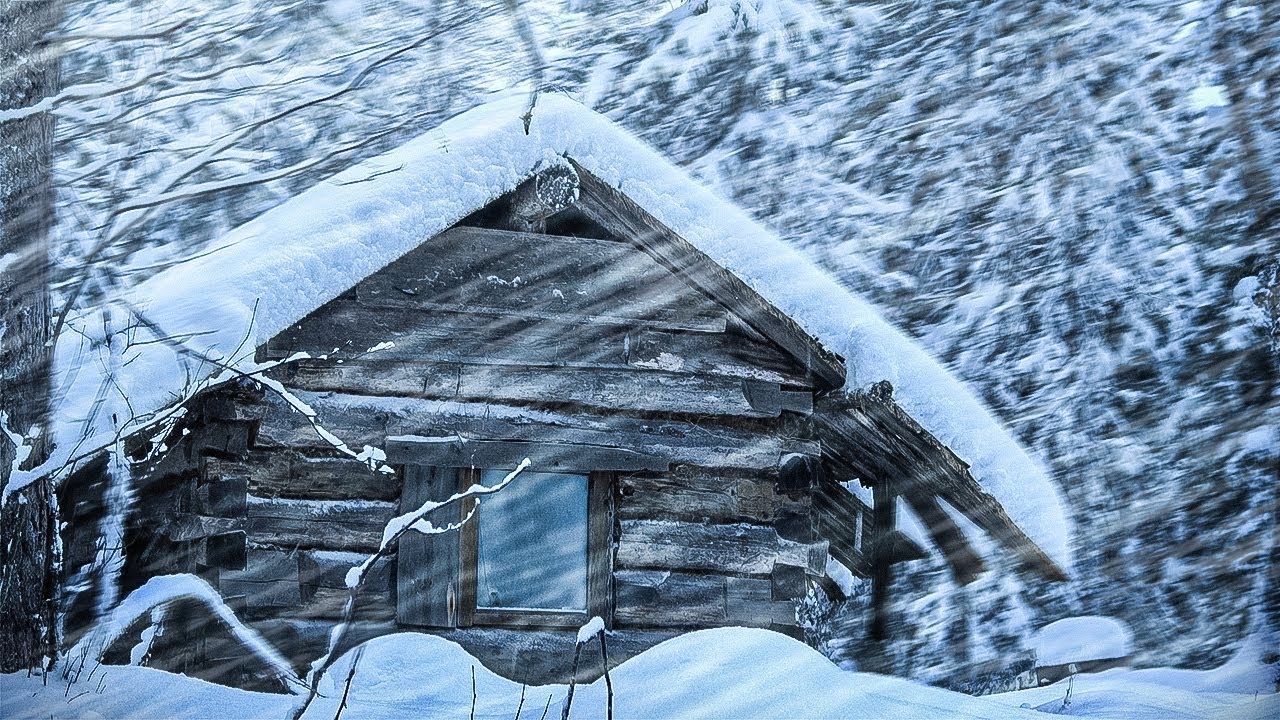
left=476, top=470, right=588, bottom=612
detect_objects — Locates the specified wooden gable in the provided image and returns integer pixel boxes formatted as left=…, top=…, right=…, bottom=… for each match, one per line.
left=260, top=169, right=844, bottom=418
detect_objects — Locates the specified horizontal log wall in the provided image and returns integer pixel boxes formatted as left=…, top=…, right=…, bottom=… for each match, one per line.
left=105, top=205, right=843, bottom=684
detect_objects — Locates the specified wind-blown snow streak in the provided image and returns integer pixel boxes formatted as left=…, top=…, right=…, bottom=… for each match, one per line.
left=49, top=93, right=1071, bottom=568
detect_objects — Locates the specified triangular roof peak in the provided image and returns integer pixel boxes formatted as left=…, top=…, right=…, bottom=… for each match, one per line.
left=50, top=94, right=1071, bottom=574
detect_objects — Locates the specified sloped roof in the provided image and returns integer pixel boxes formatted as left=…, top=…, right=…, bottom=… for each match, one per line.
left=45, top=94, right=1071, bottom=571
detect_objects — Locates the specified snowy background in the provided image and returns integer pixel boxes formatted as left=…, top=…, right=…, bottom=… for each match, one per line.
left=14, top=0, right=1278, bottom=714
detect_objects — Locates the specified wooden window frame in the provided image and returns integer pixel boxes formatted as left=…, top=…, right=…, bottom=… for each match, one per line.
left=455, top=468, right=613, bottom=630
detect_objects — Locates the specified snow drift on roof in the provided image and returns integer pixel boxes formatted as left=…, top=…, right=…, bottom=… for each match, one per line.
left=43, top=93, right=1070, bottom=569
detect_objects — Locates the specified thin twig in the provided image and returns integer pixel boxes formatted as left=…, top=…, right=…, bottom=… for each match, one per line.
left=332, top=646, right=364, bottom=720
left=514, top=683, right=526, bottom=720
left=470, top=665, right=477, bottom=720
left=560, top=641, right=583, bottom=720
left=598, top=629, right=613, bottom=720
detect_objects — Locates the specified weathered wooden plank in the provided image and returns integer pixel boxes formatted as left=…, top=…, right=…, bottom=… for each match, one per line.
left=627, top=327, right=808, bottom=385
left=587, top=471, right=614, bottom=624
left=298, top=550, right=391, bottom=593
left=245, top=391, right=388, bottom=450
left=725, top=576, right=798, bottom=627
left=292, top=587, right=395, bottom=621
left=245, top=389, right=818, bottom=470
left=166, top=513, right=240, bottom=542
left=617, top=467, right=797, bottom=524
left=208, top=451, right=400, bottom=502
left=355, top=225, right=727, bottom=331
left=573, top=165, right=846, bottom=391
left=220, top=545, right=301, bottom=609
left=264, top=303, right=809, bottom=386
left=243, top=496, right=395, bottom=553
left=614, top=570, right=726, bottom=627
left=282, top=359, right=781, bottom=418
left=743, top=380, right=813, bottom=416
left=396, top=466, right=460, bottom=628
left=386, top=437, right=666, bottom=473
left=616, top=519, right=824, bottom=576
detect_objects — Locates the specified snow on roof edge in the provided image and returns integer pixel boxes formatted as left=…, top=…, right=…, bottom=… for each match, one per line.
left=48, top=93, right=1071, bottom=569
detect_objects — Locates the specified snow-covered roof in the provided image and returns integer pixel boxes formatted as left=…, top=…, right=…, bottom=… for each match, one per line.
left=1031, top=616, right=1135, bottom=667
left=42, top=93, right=1070, bottom=570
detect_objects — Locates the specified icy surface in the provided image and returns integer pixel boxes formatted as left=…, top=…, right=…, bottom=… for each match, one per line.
left=1030, top=616, right=1135, bottom=667
left=7, top=626, right=1272, bottom=720
left=47, top=94, right=1070, bottom=568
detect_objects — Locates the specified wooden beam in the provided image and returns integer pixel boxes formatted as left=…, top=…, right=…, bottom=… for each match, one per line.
left=385, top=437, right=667, bottom=473
left=280, top=359, right=793, bottom=419
left=572, top=164, right=847, bottom=392
left=813, top=385, right=1068, bottom=582
left=902, top=494, right=985, bottom=586
left=869, top=480, right=895, bottom=642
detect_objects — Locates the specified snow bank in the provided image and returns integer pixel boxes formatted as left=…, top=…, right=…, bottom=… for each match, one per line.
left=1031, top=616, right=1134, bottom=667
left=993, top=635, right=1277, bottom=719
left=64, top=573, right=300, bottom=690
left=45, top=93, right=1070, bottom=569
left=7, top=626, right=1272, bottom=720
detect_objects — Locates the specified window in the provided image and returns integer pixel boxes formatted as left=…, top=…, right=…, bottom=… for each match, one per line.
left=475, top=470, right=589, bottom=612
left=460, top=468, right=611, bottom=628
left=395, top=460, right=613, bottom=630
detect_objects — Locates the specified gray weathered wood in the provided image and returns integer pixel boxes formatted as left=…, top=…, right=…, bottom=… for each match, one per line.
left=264, top=304, right=809, bottom=388
left=354, top=225, right=727, bottom=331
left=725, top=576, right=798, bottom=627
left=207, top=451, right=401, bottom=502
left=614, top=570, right=726, bottom=626
left=814, top=475, right=871, bottom=576
left=616, top=519, right=824, bottom=576
left=396, top=466, right=460, bottom=628
left=220, top=546, right=301, bottom=609
left=386, top=437, right=666, bottom=473
left=587, top=471, right=614, bottom=624
left=573, top=164, right=847, bottom=392
left=814, top=385, right=1067, bottom=582
left=246, top=389, right=817, bottom=471
left=617, top=467, right=798, bottom=525
left=282, top=359, right=781, bottom=418
left=242, top=496, right=395, bottom=553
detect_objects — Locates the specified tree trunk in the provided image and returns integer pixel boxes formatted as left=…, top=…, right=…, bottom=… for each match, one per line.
left=0, top=0, right=60, bottom=673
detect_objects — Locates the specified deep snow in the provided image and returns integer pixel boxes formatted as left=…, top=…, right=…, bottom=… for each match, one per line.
left=3, top=627, right=1272, bottom=720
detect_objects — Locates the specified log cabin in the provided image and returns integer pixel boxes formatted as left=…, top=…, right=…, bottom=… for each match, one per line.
left=53, top=95, right=1070, bottom=689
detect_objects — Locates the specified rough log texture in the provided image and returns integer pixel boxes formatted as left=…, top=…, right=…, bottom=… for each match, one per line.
left=573, top=164, right=846, bottom=391
left=247, top=390, right=818, bottom=472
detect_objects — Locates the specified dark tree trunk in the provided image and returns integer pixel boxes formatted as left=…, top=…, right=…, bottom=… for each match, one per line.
left=0, top=0, right=60, bottom=673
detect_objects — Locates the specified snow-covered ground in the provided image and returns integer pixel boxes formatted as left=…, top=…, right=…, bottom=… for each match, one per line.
left=3, top=628, right=1273, bottom=720
left=991, top=635, right=1278, bottom=719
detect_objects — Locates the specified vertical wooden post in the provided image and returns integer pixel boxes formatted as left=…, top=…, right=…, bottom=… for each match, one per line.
left=869, top=479, right=896, bottom=642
